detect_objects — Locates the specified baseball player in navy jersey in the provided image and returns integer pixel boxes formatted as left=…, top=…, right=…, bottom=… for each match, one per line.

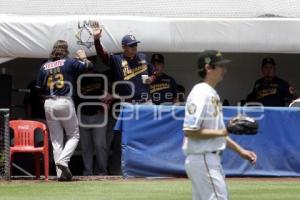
left=246, top=57, right=297, bottom=106
left=150, top=53, right=178, bottom=105
left=91, top=21, right=156, bottom=103
left=36, top=40, right=92, bottom=181
left=182, top=50, right=257, bottom=200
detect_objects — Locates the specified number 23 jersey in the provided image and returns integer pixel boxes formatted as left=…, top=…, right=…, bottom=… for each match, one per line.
left=36, top=58, right=87, bottom=97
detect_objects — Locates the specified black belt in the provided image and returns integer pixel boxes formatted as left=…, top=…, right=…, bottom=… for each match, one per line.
left=45, top=96, right=71, bottom=100
left=211, top=151, right=223, bottom=155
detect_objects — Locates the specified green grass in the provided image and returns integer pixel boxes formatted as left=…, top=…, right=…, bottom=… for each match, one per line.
left=229, top=180, right=300, bottom=200
left=0, top=179, right=299, bottom=200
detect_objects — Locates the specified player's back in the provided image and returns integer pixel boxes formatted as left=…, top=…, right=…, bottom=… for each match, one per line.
left=36, top=58, right=87, bottom=97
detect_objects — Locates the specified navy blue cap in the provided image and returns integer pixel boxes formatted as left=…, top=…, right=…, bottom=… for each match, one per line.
left=121, top=34, right=140, bottom=46
left=151, top=53, right=164, bottom=64
left=262, top=57, right=276, bottom=66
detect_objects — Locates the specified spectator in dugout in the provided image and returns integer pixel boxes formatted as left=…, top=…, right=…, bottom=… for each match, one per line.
left=91, top=21, right=156, bottom=104
left=150, top=53, right=178, bottom=105
left=246, top=57, right=297, bottom=106
left=75, top=56, right=114, bottom=176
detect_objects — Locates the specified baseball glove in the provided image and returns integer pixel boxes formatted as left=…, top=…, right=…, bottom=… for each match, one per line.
left=226, top=115, right=258, bottom=135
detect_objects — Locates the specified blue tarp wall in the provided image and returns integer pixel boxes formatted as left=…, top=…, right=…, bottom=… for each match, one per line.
left=115, top=105, right=300, bottom=177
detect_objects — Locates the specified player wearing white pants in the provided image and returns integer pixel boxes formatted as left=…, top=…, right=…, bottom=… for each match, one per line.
left=44, top=97, right=79, bottom=177
left=182, top=50, right=257, bottom=200
left=36, top=40, right=92, bottom=181
left=185, top=153, right=228, bottom=200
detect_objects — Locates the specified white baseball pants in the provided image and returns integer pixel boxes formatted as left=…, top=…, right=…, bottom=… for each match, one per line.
left=185, top=153, right=228, bottom=200
left=44, top=97, right=79, bottom=177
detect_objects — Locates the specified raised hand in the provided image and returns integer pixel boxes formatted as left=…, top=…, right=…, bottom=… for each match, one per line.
left=75, top=49, right=87, bottom=60
left=90, top=20, right=102, bottom=40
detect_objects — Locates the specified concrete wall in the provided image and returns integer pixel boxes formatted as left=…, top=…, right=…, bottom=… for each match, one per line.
left=1, top=52, right=300, bottom=118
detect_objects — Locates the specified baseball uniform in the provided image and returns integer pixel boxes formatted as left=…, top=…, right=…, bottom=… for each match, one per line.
left=183, top=82, right=228, bottom=200
left=247, top=76, right=296, bottom=106
left=36, top=57, right=90, bottom=179
left=94, top=36, right=156, bottom=103
left=150, top=73, right=177, bottom=105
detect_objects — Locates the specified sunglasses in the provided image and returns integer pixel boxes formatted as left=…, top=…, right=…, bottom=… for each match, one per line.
left=127, top=43, right=137, bottom=48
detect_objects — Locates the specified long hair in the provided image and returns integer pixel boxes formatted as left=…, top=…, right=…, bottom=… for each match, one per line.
left=49, top=40, right=69, bottom=60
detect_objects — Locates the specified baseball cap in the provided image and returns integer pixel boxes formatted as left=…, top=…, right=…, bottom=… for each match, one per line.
left=262, top=57, right=276, bottom=66
left=198, top=50, right=231, bottom=70
left=121, top=34, right=140, bottom=46
left=151, top=53, right=164, bottom=64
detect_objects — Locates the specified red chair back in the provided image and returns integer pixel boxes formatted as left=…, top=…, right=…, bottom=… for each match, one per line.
left=10, top=120, right=47, bottom=147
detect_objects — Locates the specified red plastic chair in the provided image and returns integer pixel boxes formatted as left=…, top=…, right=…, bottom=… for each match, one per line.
left=9, top=120, right=49, bottom=180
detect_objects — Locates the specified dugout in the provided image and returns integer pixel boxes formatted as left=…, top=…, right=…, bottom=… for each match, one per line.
left=1, top=53, right=300, bottom=119
left=2, top=1, right=300, bottom=117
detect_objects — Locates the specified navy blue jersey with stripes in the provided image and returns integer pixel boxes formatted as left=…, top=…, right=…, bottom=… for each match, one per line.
left=36, top=58, right=87, bottom=97
left=109, top=53, right=155, bottom=100
left=150, top=73, right=177, bottom=105
left=247, top=76, right=296, bottom=106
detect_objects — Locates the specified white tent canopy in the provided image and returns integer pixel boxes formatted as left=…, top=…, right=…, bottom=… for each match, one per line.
left=1, top=0, right=300, bottom=60
left=1, top=0, right=300, bottom=18
left=2, top=0, right=300, bottom=115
